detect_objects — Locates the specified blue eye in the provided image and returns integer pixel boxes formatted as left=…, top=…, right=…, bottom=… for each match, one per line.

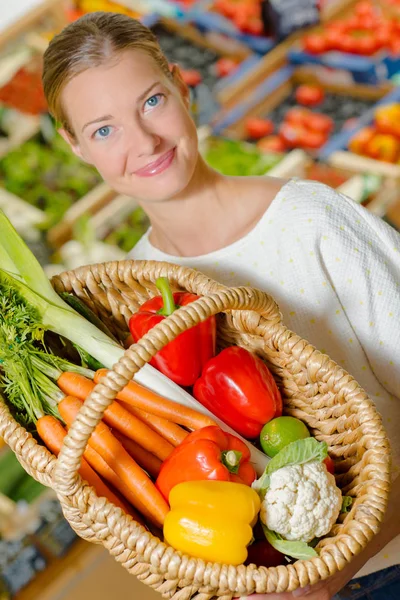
left=145, top=93, right=164, bottom=110
left=94, top=126, right=112, bottom=139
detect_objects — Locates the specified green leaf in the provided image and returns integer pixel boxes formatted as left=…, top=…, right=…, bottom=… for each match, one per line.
left=341, top=496, right=354, bottom=514
left=267, top=438, right=328, bottom=476
left=252, top=471, right=270, bottom=501
left=262, top=525, right=318, bottom=561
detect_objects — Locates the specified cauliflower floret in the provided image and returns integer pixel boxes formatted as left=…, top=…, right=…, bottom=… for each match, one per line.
left=260, top=461, right=342, bottom=542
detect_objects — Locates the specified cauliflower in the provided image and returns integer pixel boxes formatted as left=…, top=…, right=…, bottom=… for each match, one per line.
left=260, top=461, right=342, bottom=543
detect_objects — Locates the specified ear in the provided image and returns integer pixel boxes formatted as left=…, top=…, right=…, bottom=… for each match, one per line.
left=170, top=64, right=191, bottom=109
left=58, top=128, right=91, bottom=163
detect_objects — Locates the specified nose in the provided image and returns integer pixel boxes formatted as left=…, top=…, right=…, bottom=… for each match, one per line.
left=134, top=121, right=161, bottom=158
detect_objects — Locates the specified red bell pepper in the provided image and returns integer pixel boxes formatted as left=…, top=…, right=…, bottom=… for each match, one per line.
left=156, top=426, right=257, bottom=502
left=129, top=277, right=216, bottom=386
left=193, top=347, right=282, bottom=439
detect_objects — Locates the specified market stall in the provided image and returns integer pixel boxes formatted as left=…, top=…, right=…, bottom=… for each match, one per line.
left=0, top=1, right=400, bottom=599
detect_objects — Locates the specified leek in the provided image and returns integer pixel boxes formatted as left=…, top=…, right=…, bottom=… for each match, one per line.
left=0, top=209, right=269, bottom=474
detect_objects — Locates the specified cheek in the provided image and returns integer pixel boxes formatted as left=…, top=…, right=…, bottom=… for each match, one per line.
left=82, top=143, right=126, bottom=179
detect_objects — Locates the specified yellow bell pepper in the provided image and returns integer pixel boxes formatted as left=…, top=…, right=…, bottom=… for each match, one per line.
left=163, top=480, right=261, bottom=565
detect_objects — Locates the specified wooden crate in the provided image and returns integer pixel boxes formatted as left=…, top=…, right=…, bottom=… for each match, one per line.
left=46, top=182, right=117, bottom=249
left=289, top=0, right=400, bottom=86
left=268, top=148, right=400, bottom=220
left=213, top=65, right=392, bottom=146
left=215, top=0, right=358, bottom=109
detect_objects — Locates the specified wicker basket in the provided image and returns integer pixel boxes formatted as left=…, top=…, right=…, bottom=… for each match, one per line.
left=0, top=260, right=391, bottom=599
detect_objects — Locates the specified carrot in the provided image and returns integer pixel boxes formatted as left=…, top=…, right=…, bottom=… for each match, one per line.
left=82, top=443, right=146, bottom=525
left=120, top=402, right=188, bottom=447
left=94, top=369, right=217, bottom=431
left=58, top=371, right=94, bottom=398
left=113, top=430, right=162, bottom=479
left=57, top=372, right=174, bottom=461
left=36, top=415, right=132, bottom=517
left=58, top=395, right=169, bottom=528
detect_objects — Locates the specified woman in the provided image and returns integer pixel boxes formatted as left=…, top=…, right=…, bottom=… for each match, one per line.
left=42, top=12, right=400, bottom=599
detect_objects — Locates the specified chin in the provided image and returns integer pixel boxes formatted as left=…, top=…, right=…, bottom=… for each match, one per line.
left=133, top=166, right=196, bottom=203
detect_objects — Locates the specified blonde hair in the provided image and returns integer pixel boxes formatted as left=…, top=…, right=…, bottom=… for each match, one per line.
left=42, top=11, right=171, bottom=137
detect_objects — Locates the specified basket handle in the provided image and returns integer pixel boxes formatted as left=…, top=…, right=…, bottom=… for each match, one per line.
left=54, top=286, right=281, bottom=495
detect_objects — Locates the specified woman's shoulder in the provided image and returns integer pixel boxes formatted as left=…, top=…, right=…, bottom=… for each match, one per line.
left=270, top=178, right=367, bottom=225
left=272, top=178, right=399, bottom=247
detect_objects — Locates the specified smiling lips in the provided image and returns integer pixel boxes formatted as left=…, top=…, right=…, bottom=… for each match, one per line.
left=134, top=147, right=176, bottom=177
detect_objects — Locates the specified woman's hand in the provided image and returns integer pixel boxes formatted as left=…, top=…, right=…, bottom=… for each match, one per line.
left=240, top=562, right=356, bottom=600
left=242, top=475, right=400, bottom=600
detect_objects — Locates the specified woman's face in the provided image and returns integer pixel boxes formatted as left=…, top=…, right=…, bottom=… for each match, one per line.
left=60, top=49, right=199, bottom=203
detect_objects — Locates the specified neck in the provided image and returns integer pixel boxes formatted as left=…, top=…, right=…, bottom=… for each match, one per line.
left=142, top=157, right=243, bottom=257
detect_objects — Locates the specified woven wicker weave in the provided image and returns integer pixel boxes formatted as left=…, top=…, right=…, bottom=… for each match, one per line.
left=0, top=259, right=391, bottom=599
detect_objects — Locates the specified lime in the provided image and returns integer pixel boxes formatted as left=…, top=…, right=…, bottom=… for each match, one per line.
left=260, top=416, right=310, bottom=457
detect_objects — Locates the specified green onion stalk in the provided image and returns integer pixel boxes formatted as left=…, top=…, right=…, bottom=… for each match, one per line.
left=0, top=209, right=127, bottom=369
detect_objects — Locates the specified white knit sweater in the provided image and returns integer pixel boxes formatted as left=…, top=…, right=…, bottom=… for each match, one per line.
left=129, top=178, right=400, bottom=576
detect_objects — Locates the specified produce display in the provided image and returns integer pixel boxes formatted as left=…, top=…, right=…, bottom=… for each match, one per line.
left=103, top=207, right=150, bottom=253
left=244, top=86, right=375, bottom=152
left=202, top=136, right=283, bottom=174
left=302, top=1, right=400, bottom=56
left=0, top=131, right=102, bottom=229
left=349, top=103, right=400, bottom=163
left=0, top=213, right=354, bottom=570
left=0, top=65, right=47, bottom=116
left=0, top=1, right=399, bottom=593
left=212, top=0, right=265, bottom=36
left=76, top=0, right=139, bottom=17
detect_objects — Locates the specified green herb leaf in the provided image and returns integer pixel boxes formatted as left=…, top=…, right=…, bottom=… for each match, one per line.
left=267, top=438, right=328, bottom=475
left=262, top=525, right=318, bottom=560
left=341, top=496, right=354, bottom=514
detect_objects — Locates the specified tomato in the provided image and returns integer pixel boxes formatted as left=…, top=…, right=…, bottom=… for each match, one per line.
left=355, top=1, right=375, bottom=17
left=284, top=107, right=310, bottom=127
left=303, top=33, right=327, bottom=54
left=308, top=112, right=334, bottom=135
left=232, top=3, right=261, bottom=32
left=215, top=57, right=239, bottom=78
left=354, top=35, right=379, bottom=55
left=375, top=25, right=393, bottom=49
left=300, top=130, right=328, bottom=150
left=214, top=0, right=232, bottom=17
left=337, top=33, right=359, bottom=54
left=180, top=69, right=202, bottom=87
left=256, top=135, right=286, bottom=153
left=243, top=17, right=264, bottom=36
left=355, top=14, right=378, bottom=30
left=245, top=117, right=275, bottom=139
left=295, top=85, right=325, bottom=107
left=279, top=122, right=311, bottom=148
left=349, top=127, right=376, bottom=154
left=324, top=28, right=345, bottom=51
left=246, top=540, right=286, bottom=568
left=388, top=36, right=400, bottom=55
left=324, top=456, right=335, bottom=475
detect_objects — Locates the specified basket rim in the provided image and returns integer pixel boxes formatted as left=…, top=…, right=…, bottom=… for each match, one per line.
left=0, top=259, right=391, bottom=598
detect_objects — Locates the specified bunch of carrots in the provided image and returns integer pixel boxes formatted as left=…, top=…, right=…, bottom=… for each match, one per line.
left=37, top=368, right=217, bottom=529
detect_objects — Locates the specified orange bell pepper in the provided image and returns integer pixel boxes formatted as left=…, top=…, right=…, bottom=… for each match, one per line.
left=156, top=426, right=257, bottom=502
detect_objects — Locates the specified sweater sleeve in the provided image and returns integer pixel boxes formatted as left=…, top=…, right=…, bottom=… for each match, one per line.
left=318, top=186, right=400, bottom=399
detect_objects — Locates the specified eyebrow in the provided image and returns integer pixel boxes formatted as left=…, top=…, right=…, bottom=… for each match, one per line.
left=81, top=82, right=161, bottom=133
left=82, top=115, right=113, bottom=132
